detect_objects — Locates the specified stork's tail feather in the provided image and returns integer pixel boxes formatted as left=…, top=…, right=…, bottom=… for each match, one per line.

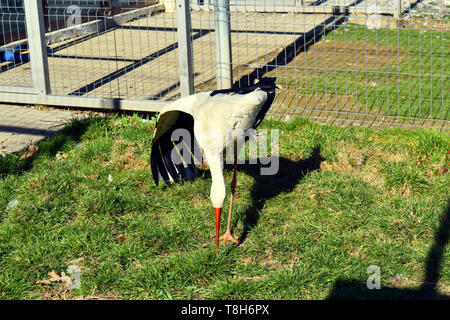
left=252, top=77, right=277, bottom=129
left=210, top=77, right=278, bottom=97
left=253, top=77, right=279, bottom=93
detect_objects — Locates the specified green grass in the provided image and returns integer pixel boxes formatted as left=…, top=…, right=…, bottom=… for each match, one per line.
left=275, top=24, right=449, bottom=121
left=0, top=114, right=449, bottom=299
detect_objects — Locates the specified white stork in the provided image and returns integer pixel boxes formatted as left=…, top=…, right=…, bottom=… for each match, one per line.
left=150, top=78, right=277, bottom=254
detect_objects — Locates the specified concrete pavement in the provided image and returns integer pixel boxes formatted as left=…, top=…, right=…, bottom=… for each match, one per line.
left=0, top=104, right=85, bottom=157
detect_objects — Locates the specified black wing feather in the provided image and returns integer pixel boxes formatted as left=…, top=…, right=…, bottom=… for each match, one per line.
left=151, top=141, right=171, bottom=184
left=150, top=144, right=161, bottom=186
left=210, top=77, right=277, bottom=97
left=160, top=137, right=181, bottom=183
left=171, top=144, right=187, bottom=181
left=252, top=88, right=276, bottom=129
left=151, top=111, right=200, bottom=185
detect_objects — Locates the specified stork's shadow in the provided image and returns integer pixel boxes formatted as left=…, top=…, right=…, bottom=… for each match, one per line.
left=225, top=146, right=324, bottom=244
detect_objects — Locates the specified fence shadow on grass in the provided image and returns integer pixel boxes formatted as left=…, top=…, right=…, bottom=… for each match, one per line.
left=327, top=199, right=450, bottom=300
left=223, top=146, right=325, bottom=244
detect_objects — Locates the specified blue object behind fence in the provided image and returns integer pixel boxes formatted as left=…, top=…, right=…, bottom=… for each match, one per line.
left=1, top=44, right=53, bottom=63
left=3, top=43, right=30, bottom=63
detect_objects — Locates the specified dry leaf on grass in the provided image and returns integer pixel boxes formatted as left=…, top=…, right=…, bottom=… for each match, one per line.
left=88, top=174, right=99, bottom=180
left=60, top=272, right=70, bottom=283
left=35, top=270, right=70, bottom=286
left=48, top=270, right=62, bottom=282
left=117, top=234, right=127, bottom=242
left=20, top=145, right=39, bottom=159
left=240, top=257, right=253, bottom=264
left=401, top=182, right=411, bottom=198
left=35, top=279, right=52, bottom=285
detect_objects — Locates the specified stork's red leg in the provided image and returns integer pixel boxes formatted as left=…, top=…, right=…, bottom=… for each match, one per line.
left=220, top=147, right=239, bottom=245
left=214, top=207, right=222, bottom=255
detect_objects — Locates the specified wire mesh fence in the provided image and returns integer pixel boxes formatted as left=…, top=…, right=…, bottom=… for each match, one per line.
left=0, top=0, right=448, bottom=128
left=0, top=0, right=31, bottom=87
left=43, top=0, right=178, bottom=100
left=189, top=0, right=449, bottom=128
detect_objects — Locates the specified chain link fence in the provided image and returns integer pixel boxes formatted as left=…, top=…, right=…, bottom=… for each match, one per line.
left=0, top=0, right=448, bottom=128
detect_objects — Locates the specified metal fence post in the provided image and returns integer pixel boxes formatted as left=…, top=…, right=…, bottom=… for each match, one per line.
left=24, top=0, right=51, bottom=95
left=397, top=0, right=402, bottom=17
left=177, top=0, right=194, bottom=96
left=214, top=0, right=232, bottom=89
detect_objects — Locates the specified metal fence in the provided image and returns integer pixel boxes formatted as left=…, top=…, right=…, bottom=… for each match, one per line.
left=0, top=0, right=448, bottom=128
left=189, top=0, right=449, bottom=128
left=0, top=0, right=169, bottom=112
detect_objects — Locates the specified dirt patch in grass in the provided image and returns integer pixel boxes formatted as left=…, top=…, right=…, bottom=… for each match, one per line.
left=320, top=141, right=386, bottom=186
left=190, top=193, right=209, bottom=209
left=274, top=39, right=405, bottom=73
left=110, top=140, right=149, bottom=171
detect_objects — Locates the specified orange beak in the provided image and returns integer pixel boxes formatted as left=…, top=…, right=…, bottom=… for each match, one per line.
left=214, top=207, right=222, bottom=255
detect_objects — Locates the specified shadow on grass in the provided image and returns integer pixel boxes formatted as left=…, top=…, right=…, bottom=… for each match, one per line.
left=224, top=146, right=325, bottom=244
left=327, top=200, right=450, bottom=300
left=0, top=117, right=90, bottom=177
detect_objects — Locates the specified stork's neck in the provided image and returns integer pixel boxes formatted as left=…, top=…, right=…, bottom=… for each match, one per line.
left=206, top=152, right=226, bottom=209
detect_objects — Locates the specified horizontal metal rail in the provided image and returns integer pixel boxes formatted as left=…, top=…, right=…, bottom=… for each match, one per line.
left=0, top=92, right=168, bottom=112
left=190, top=4, right=402, bottom=16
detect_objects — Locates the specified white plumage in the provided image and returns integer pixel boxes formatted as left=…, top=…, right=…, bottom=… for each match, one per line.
left=151, top=78, right=277, bottom=253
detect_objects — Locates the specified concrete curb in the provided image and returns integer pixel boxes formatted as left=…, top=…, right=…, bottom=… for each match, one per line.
left=47, top=4, right=165, bottom=44
left=0, top=4, right=165, bottom=50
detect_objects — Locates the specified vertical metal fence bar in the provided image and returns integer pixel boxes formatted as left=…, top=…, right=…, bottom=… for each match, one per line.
left=177, top=0, right=194, bottom=96
left=397, top=0, right=402, bottom=18
left=429, top=24, right=433, bottom=119
left=441, top=16, right=445, bottom=121
left=214, top=0, right=232, bottom=89
left=24, top=0, right=50, bottom=95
